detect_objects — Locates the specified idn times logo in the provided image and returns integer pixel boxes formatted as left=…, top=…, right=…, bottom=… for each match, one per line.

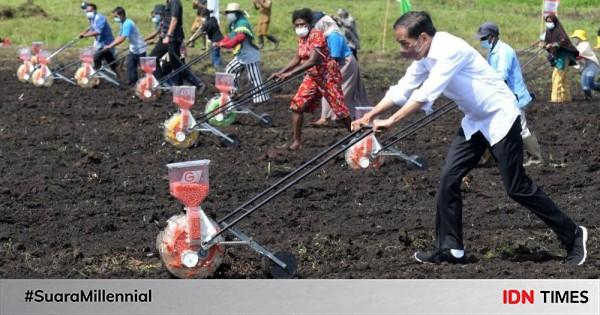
left=502, top=289, right=589, bottom=304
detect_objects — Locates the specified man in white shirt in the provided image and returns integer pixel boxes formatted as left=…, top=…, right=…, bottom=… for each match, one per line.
left=352, top=11, right=587, bottom=266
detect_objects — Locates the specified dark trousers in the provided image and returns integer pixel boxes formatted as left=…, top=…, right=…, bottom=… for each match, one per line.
left=127, top=52, right=146, bottom=86
left=93, top=49, right=117, bottom=71
left=150, top=39, right=199, bottom=86
left=436, top=117, right=577, bottom=250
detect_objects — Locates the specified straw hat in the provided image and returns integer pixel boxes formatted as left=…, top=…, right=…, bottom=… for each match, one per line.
left=224, top=3, right=242, bottom=13
left=570, top=29, right=587, bottom=41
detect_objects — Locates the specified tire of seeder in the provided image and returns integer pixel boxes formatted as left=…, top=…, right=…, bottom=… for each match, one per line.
left=205, top=95, right=236, bottom=127
left=17, top=64, right=31, bottom=83
left=74, top=65, right=100, bottom=88
left=163, top=112, right=200, bottom=149
left=31, top=67, right=54, bottom=87
left=156, top=213, right=226, bottom=279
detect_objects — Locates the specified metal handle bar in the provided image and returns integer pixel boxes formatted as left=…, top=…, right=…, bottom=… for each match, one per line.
left=204, top=126, right=374, bottom=248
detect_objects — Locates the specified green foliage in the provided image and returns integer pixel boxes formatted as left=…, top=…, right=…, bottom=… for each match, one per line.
left=1, top=0, right=598, bottom=51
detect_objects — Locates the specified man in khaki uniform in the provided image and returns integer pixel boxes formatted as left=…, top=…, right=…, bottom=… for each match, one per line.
left=189, top=0, right=208, bottom=48
left=253, top=0, right=279, bottom=49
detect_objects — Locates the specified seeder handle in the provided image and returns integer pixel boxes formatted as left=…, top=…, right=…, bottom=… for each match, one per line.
left=155, top=49, right=212, bottom=87
left=190, top=72, right=304, bottom=129
left=48, top=36, right=82, bottom=60
left=204, top=127, right=373, bottom=248
left=378, top=101, right=457, bottom=153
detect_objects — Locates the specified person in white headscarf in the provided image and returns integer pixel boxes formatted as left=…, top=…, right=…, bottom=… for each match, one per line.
left=310, top=15, right=369, bottom=126
left=334, top=8, right=360, bottom=58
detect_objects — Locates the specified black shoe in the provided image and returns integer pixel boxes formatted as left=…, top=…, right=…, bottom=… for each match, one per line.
left=414, top=248, right=466, bottom=264
left=566, top=226, right=588, bottom=266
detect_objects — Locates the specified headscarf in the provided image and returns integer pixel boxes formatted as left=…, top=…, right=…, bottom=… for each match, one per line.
left=544, top=15, right=578, bottom=56
left=314, top=15, right=342, bottom=36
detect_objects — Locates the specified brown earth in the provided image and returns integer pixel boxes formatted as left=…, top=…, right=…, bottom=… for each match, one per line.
left=0, top=50, right=598, bottom=279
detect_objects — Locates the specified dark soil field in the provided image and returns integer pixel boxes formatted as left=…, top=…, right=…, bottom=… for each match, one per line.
left=0, top=50, right=598, bottom=279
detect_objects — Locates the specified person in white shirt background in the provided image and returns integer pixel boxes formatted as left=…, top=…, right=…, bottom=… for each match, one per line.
left=351, top=11, right=587, bottom=266
left=475, top=22, right=543, bottom=167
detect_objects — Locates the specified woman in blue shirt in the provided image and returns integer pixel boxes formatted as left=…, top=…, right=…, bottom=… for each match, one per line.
left=311, top=15, right=368, bottom=126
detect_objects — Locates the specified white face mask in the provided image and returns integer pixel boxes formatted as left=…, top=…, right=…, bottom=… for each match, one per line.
left=226, top=13, right=237, bottom=23
left=86, top=11, right=95, bottom=19
left=152, top=15, right=161, bottom=25
left=296, top=26, right=309, bottom=38
left=545, top=22, right=555, bottom=30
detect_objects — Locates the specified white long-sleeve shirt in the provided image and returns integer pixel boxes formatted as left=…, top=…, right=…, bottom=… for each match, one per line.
left=385, top=32, right=520, bottom=146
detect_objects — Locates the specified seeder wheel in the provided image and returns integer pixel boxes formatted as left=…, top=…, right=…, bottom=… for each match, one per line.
left=344, top=134, right=384, bottom=170
left=205, top=95, right=236, bottom=127
left=17, top=63, right=32, bottom=82
left=258, top=114, right=273, bottom=128
left=31, top=67, right=54, bottom=87
left=219, top=133, right=240, bottom=148
left=74, top=65, right=100, bottom=88
left=163, top=112, right=200, bottom=149
left=262, top=251, right=297, bottom=279
left=135, top=76, right=161, bottom=101
left=156, top=214, right=225, bottom=279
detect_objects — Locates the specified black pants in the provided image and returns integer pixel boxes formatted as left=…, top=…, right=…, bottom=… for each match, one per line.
left=150, top=39, right=199, bottom=86
left=93, top=49, right=117, bottom=71
left=126, top=52, right=146, bottom=86
left=435, top=117, right=577, bottom=250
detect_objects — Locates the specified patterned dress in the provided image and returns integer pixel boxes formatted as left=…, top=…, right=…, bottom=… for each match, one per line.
left=290, top=29, right=349, bottom=118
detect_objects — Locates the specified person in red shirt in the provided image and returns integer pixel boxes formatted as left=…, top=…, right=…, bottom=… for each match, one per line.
left=269, top=8, right=350, bottom=151
left=0, top=37, right=11, bottom=47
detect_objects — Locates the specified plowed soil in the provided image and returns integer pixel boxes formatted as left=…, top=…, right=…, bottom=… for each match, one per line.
left=1, top=51, right=598, bottom=279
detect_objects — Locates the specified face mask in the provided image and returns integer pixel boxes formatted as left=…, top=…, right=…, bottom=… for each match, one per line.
left=113, top=17, right=122, bottom=24
left=86, top=11, right=95, bottom=19
left=480, top=39, right=492, bottom=49
left=545, top=22, right=555, bottom=30
left=400, top=36, right=424, bottom=60
left=572, top=38, right=580, bottom=46
left=296, top=26, right=309, bottom=38
left=226, top=13, right=237, bottom=23
left=152, top=15, right=161, bottom=25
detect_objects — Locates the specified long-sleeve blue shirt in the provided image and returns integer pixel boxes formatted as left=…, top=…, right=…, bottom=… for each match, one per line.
left=486, top=40, right=532, bottom=108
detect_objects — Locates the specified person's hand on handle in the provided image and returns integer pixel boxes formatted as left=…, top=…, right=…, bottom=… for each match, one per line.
left=351, top=114, right=372, bottom=131
left=275, top=72, right=291, bottom=81
left=267, top=70, right=285, bottom=81
left=372, top=117, right=394, bottom=133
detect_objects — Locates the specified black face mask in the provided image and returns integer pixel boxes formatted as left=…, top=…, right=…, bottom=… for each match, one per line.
left=400, top=36, right=423, bottom=60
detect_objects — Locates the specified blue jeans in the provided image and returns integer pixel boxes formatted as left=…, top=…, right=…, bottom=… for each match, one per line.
left=211, top=47, right=222, bottom=69
left=581, top=62, right=600, bottom=92
left=127, top=52, right=146, bottom=86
